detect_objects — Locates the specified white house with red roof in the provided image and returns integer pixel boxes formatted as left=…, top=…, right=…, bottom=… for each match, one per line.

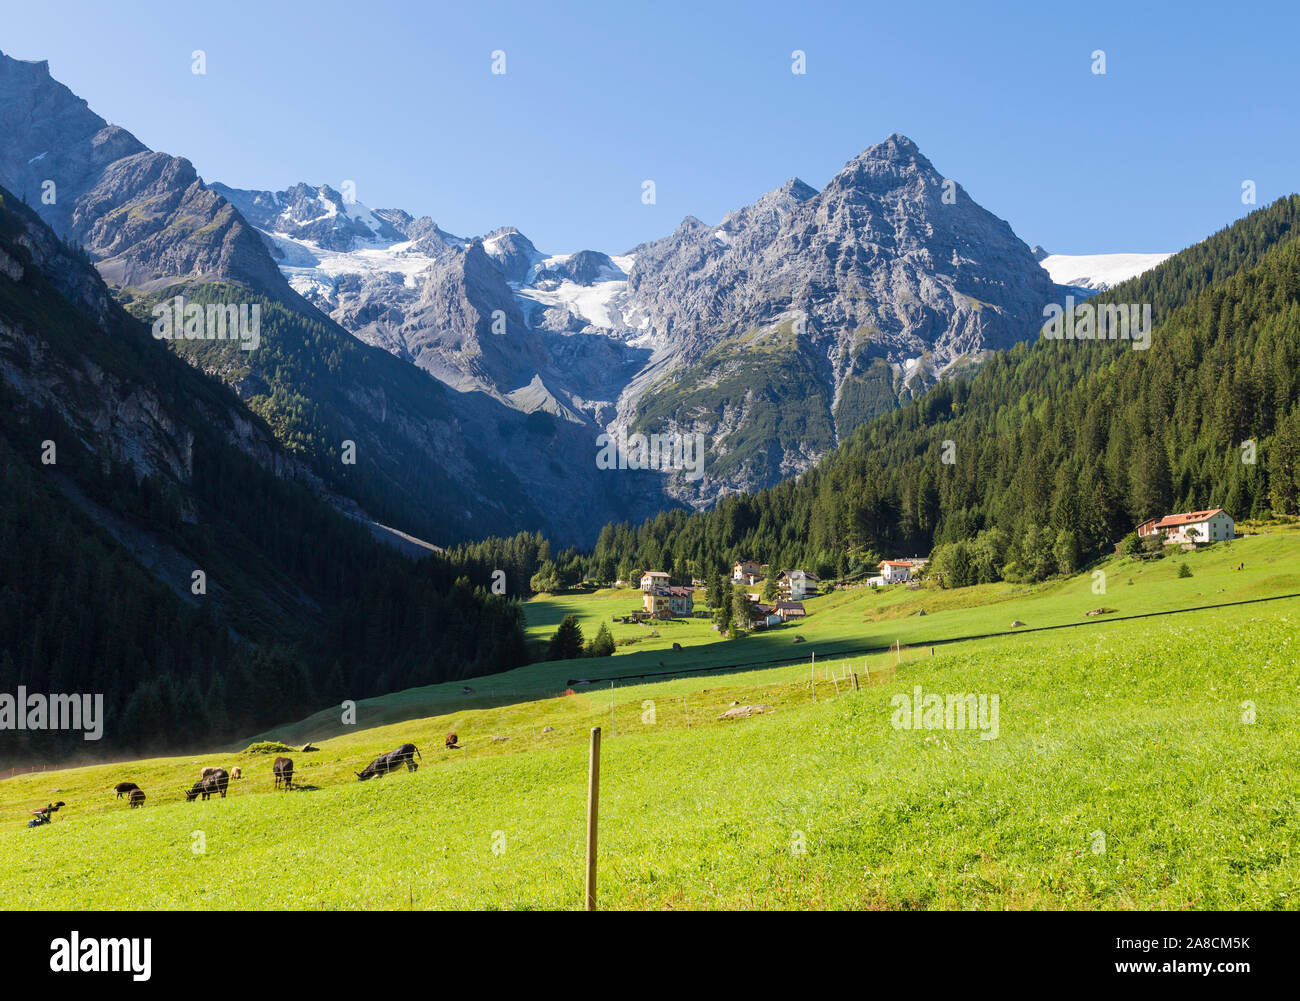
left=879, top=559, right=915, bottom=584
left=1149, top=509, right=1234, bottom=545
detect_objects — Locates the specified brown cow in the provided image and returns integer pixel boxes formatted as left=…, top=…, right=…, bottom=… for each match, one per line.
left=273, top=756, right=293, bottom=791
left=230, top=766, right=242, bottom=780
left=114, top=782, right=139, bottom=798
left=445, top=732, right=458, bottom=749
left=128, top=789, right=146, bottom=809
left=186, top=770, right=228, bottom=801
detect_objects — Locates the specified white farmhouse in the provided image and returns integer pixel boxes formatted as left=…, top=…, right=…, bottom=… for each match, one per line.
left=1151, top=509, right=1235, bottom=545
left=777, top=569, right=820, bottom=600
left=879, top=560, right=914, bottom=584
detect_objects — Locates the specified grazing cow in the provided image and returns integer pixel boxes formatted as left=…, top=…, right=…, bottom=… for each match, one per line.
left=393, top=743, right=421, bottom=771
left=230, top=766, right=242, bottom=780
left=129, top=789, right=146, bottom=809
left=272, top=756, right=293, bottom=791
left=115, top=782, right=140, bottom=798
left=185, top=770, right=229, bottom=801
left=355, top=743, right=421, bottom=781
left=445, top=732, right=458, bottom=750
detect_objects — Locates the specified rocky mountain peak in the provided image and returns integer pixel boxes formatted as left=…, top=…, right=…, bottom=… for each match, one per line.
left=482, top=226, right=542, bottom=284
left=777, top=177, right=818, bottom=201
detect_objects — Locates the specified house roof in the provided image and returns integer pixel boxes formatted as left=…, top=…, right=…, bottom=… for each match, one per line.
left=642, top=571, right=670, bottom=578
left=778, top=569, right=820, bottom=581
left=666, top=586, right=693, bottom=597
left=880, top=560, right=913, bottom=568
left=775, top=600, right=805, bottom=611
left=1153, top=509, right=1227, bottom=528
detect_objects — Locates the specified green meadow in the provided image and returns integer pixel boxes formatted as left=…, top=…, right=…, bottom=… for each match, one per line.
left=1, top=527, right=1297, bottom=909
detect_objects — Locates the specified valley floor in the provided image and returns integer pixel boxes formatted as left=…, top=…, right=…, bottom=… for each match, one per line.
left=2, top=529, right=1298, bottom=909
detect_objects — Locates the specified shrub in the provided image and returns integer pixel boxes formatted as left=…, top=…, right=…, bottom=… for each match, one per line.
left=1177, top=562, right=1193, bottom=578
left=243, top=740, right=295, bottom=755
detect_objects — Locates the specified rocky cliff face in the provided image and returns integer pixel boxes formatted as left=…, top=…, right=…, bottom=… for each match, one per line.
left=623, top=135, right=1056, bottom=403
left=0, top=186, right=306, bottom=507
left=0, top=55, right=283, bottom=293
left=611, top=134, right=1063, bottom=503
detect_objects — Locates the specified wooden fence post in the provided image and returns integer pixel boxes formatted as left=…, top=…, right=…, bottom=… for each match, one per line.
left=585, top=726, right=601, bottom=911
left=851, top=671, right=860, bottom=691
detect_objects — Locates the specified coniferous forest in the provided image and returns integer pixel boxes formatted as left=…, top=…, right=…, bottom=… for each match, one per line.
left=0, top=191, right=529, bottom=761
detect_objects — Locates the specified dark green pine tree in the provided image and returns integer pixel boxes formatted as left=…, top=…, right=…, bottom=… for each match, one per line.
left=548, top=614, right=585, bottom=661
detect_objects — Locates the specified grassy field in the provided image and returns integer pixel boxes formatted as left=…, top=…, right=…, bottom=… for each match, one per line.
left=2, top=528, right=1298, bottom=909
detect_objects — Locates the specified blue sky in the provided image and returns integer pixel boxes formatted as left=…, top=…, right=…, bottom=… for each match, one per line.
left=4, top=0, right=1297, bottom=255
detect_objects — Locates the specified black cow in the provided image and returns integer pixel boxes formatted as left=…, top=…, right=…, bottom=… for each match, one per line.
left=115, top=782, right=140, bottom=799
left=185, top=769, right=229, bottom=801
left=273, top=756, right=293, bottom=791
left=356, top=742, right=421, bottom=781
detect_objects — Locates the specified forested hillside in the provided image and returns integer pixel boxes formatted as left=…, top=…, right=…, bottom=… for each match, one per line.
left=579, top=197, right=1300, bottom=585
left=0, top=190, right=527, bottom=761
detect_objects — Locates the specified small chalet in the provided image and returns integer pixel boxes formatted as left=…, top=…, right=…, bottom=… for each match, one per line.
left=1135, top=517, right=1162, bottom=539
left=774, top=600, right=806, bottom=622
left=642, top=584, right=695, bottom=618
left=640, top=571, right=671, bottom=592
left=732, top=560, right=763, bottom=585
left=1148, top=509, right=1235, bottom=545
left=777, top=569, right=820, bottom=600
left=879, top=560, right=914, bottom=584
